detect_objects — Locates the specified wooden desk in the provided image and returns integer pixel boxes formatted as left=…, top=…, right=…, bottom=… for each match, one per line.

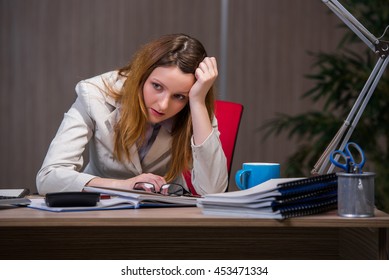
left=0, top=206, right=388, bottom=260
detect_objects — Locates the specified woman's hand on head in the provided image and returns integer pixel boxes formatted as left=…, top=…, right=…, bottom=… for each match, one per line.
left=188, top=57, right=218, bottom=145
left=189, top=57, right=218, bottom=104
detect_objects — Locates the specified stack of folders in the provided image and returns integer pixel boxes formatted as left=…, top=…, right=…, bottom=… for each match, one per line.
left=198, top=173, right=338, bottom=219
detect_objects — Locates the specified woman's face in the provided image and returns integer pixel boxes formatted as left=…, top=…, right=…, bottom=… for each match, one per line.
left=143, top=66, right=195, bottom=124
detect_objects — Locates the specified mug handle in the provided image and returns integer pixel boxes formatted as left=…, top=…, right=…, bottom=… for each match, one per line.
left=235, top=169, right=250, bottom=190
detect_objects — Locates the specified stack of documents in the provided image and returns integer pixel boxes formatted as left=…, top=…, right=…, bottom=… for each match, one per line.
left=0, top=188, right=30, bottom=206
left=198, top=174, right=338, bottom=219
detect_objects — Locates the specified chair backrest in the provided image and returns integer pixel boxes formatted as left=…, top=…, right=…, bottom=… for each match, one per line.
left=184, top=100, right=243, bottom=193
left=214, top=100, right=244, bottom=178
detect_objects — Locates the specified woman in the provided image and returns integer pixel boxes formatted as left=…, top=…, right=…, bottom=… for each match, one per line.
left=36, top=33, right=228, bottom=196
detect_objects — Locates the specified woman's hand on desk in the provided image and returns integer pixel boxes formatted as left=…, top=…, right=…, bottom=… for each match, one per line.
left=85, top=173, right=166, bottom=191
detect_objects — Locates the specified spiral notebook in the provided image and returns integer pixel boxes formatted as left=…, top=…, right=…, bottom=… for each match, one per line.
left=198, top=173, right=338, bottom=219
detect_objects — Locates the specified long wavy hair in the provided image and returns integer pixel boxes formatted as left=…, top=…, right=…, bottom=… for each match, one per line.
left=110, top=34, right=215, bottom=182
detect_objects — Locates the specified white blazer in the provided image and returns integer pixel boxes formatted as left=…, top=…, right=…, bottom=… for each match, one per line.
left=36, top=71, right=228, bottom=195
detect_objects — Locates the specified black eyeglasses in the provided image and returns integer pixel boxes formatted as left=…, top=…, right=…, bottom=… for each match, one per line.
left=133, top=182, right=187, bottom=196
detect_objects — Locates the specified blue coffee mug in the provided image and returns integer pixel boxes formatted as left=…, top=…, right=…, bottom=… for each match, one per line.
left=235, top=162, right=280, bottom=190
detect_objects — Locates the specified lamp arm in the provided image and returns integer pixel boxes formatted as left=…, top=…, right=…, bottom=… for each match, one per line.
left=322, top=0, right=377, bottom=49
left=311, top=0, right=389, bottom=175
left=313, top=57, right=389, bottom=174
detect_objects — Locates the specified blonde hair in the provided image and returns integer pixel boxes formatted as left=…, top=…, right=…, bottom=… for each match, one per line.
left=110, top=34, right=215, bottom=182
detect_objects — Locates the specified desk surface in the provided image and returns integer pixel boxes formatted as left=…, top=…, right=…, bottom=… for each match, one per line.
left=1, top=206, right=389, bottom=228
left=1, top=206, right=389, bottom=260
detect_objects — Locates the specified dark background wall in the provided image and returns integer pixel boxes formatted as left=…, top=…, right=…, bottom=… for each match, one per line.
left=0, top=0, right=343, bottom=193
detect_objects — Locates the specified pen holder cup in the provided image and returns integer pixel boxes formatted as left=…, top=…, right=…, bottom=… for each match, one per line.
left=337, top=172, right=375, bottom=218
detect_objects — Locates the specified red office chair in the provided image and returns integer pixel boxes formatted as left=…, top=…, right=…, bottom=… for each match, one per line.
left=184, top=100, right=244, bottom=194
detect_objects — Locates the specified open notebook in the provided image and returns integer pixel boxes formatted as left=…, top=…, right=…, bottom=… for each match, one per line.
left=84, top=186, right=198, bottom=207
left=28, top=196, right=136, bottom=212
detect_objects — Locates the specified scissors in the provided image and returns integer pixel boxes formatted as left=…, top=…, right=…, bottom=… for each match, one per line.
left=330, top=142, right=366, bottom=173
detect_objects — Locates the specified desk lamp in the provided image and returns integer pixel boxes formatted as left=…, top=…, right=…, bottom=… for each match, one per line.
left=311, top=0, right=389, bottom=175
